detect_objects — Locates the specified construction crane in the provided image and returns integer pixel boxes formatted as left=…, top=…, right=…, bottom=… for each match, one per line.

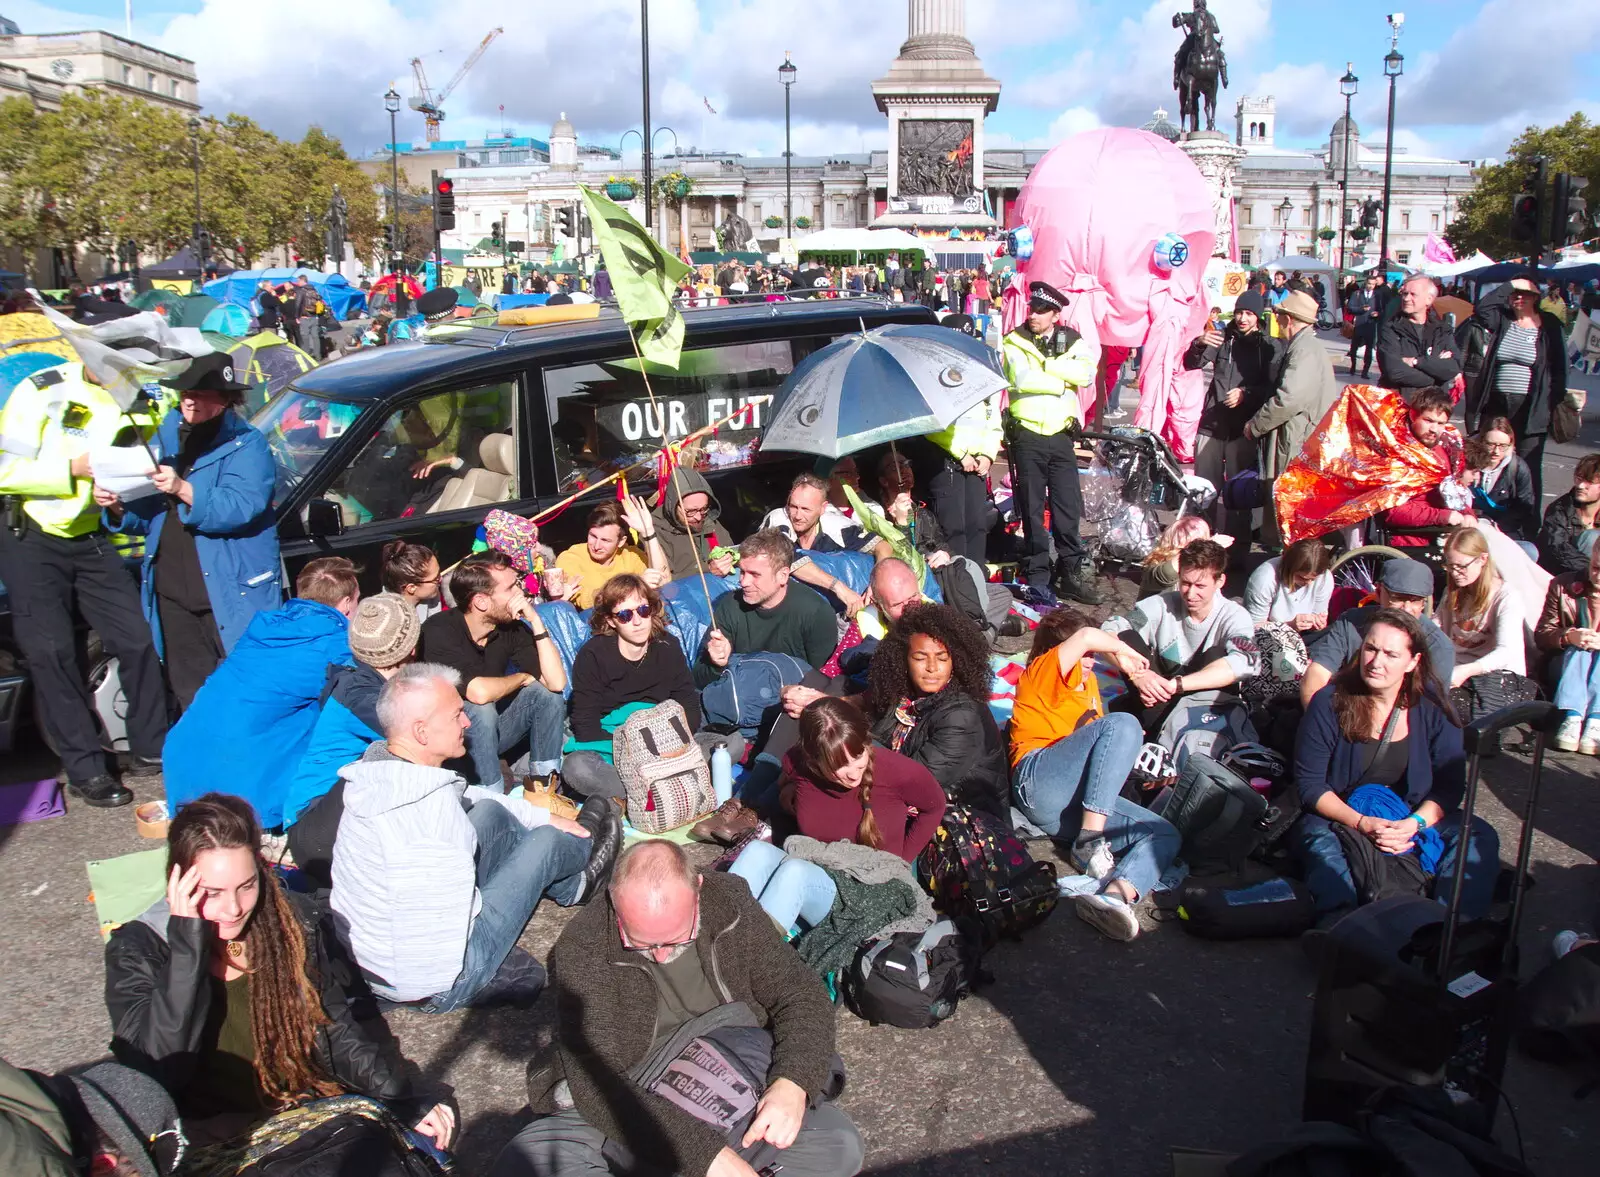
left=409, top=27, right=504, bottom=142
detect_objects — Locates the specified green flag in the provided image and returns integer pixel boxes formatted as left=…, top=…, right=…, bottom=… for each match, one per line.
left=580, top=186, right=691, bottom=369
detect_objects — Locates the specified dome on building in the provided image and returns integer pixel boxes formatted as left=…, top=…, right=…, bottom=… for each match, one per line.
left=1331, top=113, right=1360, bottom=140
left=551, top=112, right=576, bottom=140
left=1141, top=107, right=1181, bottom=143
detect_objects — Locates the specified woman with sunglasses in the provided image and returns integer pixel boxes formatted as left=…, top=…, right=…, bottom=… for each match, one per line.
left=561, top=574, right=736, bottom=800
left=380, top=539, right=443, bottom=624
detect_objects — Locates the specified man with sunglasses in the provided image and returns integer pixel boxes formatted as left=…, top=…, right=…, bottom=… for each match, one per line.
left=494, top=840, right=861, bottom=1177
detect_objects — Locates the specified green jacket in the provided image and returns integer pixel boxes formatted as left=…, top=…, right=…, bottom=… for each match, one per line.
left=0, top=1058, right=76, bottom=1177
left=1002, top=326, right=1098, bottom=436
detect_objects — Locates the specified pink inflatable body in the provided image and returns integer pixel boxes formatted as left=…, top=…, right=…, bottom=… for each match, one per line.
left=1004, top=128, right=1216, bottom=461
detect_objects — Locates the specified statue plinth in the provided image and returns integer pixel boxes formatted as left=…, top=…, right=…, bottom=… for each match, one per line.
left=1177, top=134, right=1247, bottom=260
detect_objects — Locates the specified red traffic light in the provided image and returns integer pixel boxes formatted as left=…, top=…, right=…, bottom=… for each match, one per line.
left=436, top=178, right=453, bottom=195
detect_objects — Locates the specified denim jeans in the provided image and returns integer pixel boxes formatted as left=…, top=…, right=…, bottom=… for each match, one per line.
left=424, top=801, right=590, bottom=1013
left=1290, top=811, right=1501, bottom=921
left=464, top=683, right=565, bottom=788
left=730, top=840, right=839, bottom=931
left=1555, top=647, right=1600, bottom=719
left=1012, top=713, right=1179, bottom=899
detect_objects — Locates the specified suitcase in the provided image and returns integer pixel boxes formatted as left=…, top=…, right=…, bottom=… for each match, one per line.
left=1300, top=700, right=1560, bottom=1133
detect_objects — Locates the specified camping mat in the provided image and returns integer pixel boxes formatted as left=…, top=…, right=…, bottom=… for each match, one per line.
left=0, top=778, right=65, bottom=826
left=86, top=848, right=167, bottom=940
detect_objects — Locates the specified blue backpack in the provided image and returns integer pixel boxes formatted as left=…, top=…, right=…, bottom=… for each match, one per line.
left=701, top=652, right=810, bottom=736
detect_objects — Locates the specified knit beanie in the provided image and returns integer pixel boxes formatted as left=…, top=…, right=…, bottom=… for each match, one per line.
left=1233, top=289, right=1267, bottom=319
left=348, top=593, right=420, bottom=669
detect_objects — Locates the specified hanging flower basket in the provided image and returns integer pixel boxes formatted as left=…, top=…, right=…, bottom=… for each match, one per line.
left=654, top=171, right=693, bottom=202
left=1317, top=227, right=1337, bottom=240
left=605, top=180, right=637, bottom=201
left=1350, top=227, right=1371, bottom=241
left=764, top=215, right=782, bottom=228
left=794, top=216, right=812, bottom=229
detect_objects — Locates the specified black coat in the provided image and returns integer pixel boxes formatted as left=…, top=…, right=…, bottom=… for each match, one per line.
left=1472, top=455, right=1538, bottom=542
left=1539, top=491, right=1598, bottom=577
left=1458, top=282, right=1568, bottom=436
left=869, top=689, right=1011, bottom=825
left=1184, top=325, right=1283, bottom=440
left=103, top=892, right=424, bottom=1121
left=1377, top=310, right=1462, bottom=392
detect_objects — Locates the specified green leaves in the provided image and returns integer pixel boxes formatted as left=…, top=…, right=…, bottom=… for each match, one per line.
left=1447, top=113, right=1600, bottom=259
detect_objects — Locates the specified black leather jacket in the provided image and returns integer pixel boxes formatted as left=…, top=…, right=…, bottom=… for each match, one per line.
left=1184, top=326, right=1283, bottom=441
left=104, top=891, right=427, bottom=1121
left=870, top=689, right=1012, bottom=826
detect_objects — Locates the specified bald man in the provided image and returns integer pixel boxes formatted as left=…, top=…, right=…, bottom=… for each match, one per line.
left=1378, top=274, right=1461, bottom=394
left=493, top=840, right=862, bottom=1177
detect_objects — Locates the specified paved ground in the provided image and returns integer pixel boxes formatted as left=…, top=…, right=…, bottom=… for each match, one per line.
left=2, top=328, right=1597, bottom=1175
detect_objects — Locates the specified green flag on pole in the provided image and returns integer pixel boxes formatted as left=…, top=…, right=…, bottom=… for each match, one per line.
left=579, top=186, right=691, bottom=369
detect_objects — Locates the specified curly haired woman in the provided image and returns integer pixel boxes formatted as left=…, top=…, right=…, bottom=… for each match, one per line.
left=866, top=603, right=1010, bottom=824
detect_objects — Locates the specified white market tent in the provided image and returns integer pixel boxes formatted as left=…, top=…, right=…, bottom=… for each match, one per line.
left=1419, top=250, right=1495, bottom=278
left=796, top=228, right=930, bottom=265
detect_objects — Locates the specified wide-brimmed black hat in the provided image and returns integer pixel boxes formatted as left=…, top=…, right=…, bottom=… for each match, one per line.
left=159, top=351, right=249, bottom=396
left=1028, top=281, right=1068, bottom=312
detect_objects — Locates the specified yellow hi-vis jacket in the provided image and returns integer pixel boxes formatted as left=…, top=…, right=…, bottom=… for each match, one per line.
left=1002, top=325, right=1098, bottom=437
left=0, top=362, right=156, bottom=538
left=928, top=393, right=1003, bottom=463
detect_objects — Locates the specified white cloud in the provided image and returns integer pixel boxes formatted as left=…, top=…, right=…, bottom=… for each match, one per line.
left=1047, top=106, right=1103, bottom=142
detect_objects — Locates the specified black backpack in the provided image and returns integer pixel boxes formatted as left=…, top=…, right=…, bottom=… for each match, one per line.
left=1161, top=753, right=1268, bottom=874
left=842, top=920, right=980, bottom=1029
left=1159, top=868, right=1316, bottom=940
left=197, top=1096, right=447, bottom=1177
left=916, top=804, right=1058, bottom=949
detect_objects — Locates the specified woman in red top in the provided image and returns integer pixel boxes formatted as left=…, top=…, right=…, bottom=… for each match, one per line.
left=784, top=697, right=946, bottom=862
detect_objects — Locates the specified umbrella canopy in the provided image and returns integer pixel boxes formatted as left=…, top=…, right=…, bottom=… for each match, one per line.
left=213, top=331, right=319, bottom=414
left=761, top=323, right=1007, bottom=459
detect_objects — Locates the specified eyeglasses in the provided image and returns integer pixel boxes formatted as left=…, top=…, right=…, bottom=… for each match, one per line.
left=680, top=504, right=711, bottom=520
left=617, top=901, right=699, bottom=954
left=612, top=601, right=655, bottom=623
left=1444, top=555, right=1484, bottom=573
left=1483, top=440, right=1513, bottom=451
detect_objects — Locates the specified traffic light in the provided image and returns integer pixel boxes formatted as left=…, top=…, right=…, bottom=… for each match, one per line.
left=490, top=220, right=502, bottom=246
left=555, top=206, right=573, bottom=237
left=432, top=173, right=455, bottom=232
left=1552, top=172, right=1591, bottom=246
left=383, top=224, right=396, bottom=253
left=1511, top=158, right=1547, bottom=243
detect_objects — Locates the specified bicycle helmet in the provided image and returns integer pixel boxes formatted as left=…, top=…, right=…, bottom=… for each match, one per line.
left=1220, top=742, right=1288, bottom=782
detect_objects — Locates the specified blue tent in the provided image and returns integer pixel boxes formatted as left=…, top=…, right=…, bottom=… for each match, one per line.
left=200, top=303, right=252, bottom=336
left=203, top=269, right=368, bottom=320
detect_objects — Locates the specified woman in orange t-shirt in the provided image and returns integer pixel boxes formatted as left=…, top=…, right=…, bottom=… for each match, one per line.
left=1010, top=607, right=1181, bottom=942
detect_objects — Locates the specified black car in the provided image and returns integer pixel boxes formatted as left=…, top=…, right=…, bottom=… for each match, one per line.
left=257, top=297, right=938, bottom=584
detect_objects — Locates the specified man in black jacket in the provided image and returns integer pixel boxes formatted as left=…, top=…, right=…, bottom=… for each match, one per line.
left=1345, top=271, right=1384, bottom=376
left=1377, top=275, right=1461, bottom=395
left=494, top=840, right=861, bottom=1177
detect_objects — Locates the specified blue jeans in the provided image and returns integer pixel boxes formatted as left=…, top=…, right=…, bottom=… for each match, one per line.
left=424, top=801, right=590, bottom=1013
left=1012, top=713, right=1179, bottom=899
left=730, top=840, right=839, bottom=931
left=464, top=684, right=565, bottom=788
left=1555, top=647, right=1600, bottom=719
left=1291, top=811, right=1501, bottom=921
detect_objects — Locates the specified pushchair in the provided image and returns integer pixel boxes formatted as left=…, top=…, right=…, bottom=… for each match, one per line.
left=1077, top=425, right=1213, bottom=572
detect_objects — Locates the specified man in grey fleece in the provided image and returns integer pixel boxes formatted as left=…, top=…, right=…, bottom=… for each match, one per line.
left=649, top=467, right=736, bottom=582
left=330, top=663, right=623, bottom=1014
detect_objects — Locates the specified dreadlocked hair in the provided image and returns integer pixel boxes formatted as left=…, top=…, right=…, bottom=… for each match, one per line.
left=867, top=603, right=991, bottom=720
left=167, top=794, right=342, bottom=1109
left=797, top=697, right=882, bottom=850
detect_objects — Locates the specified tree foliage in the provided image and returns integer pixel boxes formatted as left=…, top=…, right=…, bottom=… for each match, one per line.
left=0, top=92, right=381, bottom=277
left=1447, top=113, right=1600, bottom=260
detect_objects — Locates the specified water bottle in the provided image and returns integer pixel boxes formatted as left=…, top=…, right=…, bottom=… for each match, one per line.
left=710, top=743, right=733, bottom=805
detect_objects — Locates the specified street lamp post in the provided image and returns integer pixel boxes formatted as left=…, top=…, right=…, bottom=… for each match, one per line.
left=1377, top=18, right=1404, bottom=276
left=384, top=88, right=401, bottom=274
left=1279, top=196, right=1293, bottom=258
left=187, top=117, right=204, bottom=271
left=1337, top=63, right=1358, bottom=272
left=641, top=0, right=653, bottom=232
left=779, top=52, right=796, bottom=237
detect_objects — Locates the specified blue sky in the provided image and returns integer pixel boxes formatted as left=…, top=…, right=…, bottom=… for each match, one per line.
left=6, top=0, right=1597, bottom=163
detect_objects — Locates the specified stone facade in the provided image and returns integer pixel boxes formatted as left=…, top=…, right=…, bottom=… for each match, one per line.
left=0, top=28, right=198, bottom=113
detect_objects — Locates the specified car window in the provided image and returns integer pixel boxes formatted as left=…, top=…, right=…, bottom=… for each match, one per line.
left=322, top=380, right=518, bottom=528
left=542, top=337, right=834, bottom=494
left=253, top=387, right=367, bottom=503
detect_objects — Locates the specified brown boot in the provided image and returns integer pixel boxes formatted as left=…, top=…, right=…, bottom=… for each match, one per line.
left=690, top=799, right=761, bottom=845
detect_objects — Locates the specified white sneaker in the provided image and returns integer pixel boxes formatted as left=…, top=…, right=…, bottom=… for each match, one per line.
left=1555, top=714, right=1583, bottom=752
left=1073, top=890, right=1141, bottom=942
left=1581, top=719, right=1600, bottom=756
left=1070, top=837, right=1115, bottom=880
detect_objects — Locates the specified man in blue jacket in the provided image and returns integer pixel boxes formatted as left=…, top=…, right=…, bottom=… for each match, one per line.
left=98, top=352, right=279, bottom=709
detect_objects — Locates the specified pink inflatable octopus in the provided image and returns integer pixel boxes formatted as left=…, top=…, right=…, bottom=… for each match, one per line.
left=1003, top=127, right=1216, bottom=461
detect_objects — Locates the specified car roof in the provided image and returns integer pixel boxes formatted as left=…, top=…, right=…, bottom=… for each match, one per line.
left=289, top=298, right=935, bottom=403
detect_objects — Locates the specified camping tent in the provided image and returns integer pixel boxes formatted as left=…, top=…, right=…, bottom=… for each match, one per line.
left=143, top=244, right=233, bottom=282
left=203, top=269, right=367, bottom=320
left=796, top=228, right=929, bottom=266
left=206, top=331, right=318, bottom=415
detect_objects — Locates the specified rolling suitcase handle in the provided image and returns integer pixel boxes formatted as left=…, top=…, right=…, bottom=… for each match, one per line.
left=1437, top=701, right=1562, bottom=984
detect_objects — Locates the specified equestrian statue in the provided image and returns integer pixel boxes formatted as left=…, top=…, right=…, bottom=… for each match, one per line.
left=1172, top=0, right=1229, bottom=135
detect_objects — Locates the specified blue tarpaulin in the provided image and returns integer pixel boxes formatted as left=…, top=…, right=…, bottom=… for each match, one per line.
left=202, top=269, right=368, bottom=321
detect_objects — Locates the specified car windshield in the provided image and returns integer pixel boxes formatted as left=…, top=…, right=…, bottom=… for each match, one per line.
left=252, top=386, right=367, bottom=501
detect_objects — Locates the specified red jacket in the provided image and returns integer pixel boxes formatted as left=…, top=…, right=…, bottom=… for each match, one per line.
left=1380, top=439, right=1470, bottom=544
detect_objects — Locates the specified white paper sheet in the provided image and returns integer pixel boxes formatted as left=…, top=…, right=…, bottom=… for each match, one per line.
left=90, top=445, right=160, bottom=502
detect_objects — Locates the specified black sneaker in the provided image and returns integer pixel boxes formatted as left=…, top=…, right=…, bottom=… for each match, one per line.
left=1053, top=563, right=1103, bottom=606
left=66, top=775, right=133, bottom=809
left=570, top=797, right=624, bottom=904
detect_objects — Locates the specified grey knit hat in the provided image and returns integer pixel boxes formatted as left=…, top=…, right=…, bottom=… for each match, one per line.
left=56, top=1061, right=186, bottom=1176
left=348, top=592, right=420, bottom=669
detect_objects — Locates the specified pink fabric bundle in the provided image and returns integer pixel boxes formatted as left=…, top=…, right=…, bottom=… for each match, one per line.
left=1006, top=128, right=1216, bottom=460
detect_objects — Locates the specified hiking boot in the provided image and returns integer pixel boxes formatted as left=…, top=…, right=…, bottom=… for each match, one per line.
left=1052, top=562, right=1103, bottom=606
left=1555, top=714, right=1583, bottom=752
left=1073, top=890, right=1140, bottom=942
left=66, top=775, right=132, bottom=809
left=1581, top=719, right=1600, bottom=756
left=1069, top=836, right=1115, bottom=880
left=690, top=799, right=761, bottom=846
left=570, top=797, right=623, bottom=905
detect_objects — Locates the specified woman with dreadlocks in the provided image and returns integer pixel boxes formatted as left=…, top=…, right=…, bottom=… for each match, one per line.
left=104, top=794, right=454, bottom=1148
left=866, top=602, right=1011, bottom=825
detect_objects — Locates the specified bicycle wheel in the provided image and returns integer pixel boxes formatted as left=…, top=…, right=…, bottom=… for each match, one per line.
left=1330, top=544, right=1407, bottom=596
